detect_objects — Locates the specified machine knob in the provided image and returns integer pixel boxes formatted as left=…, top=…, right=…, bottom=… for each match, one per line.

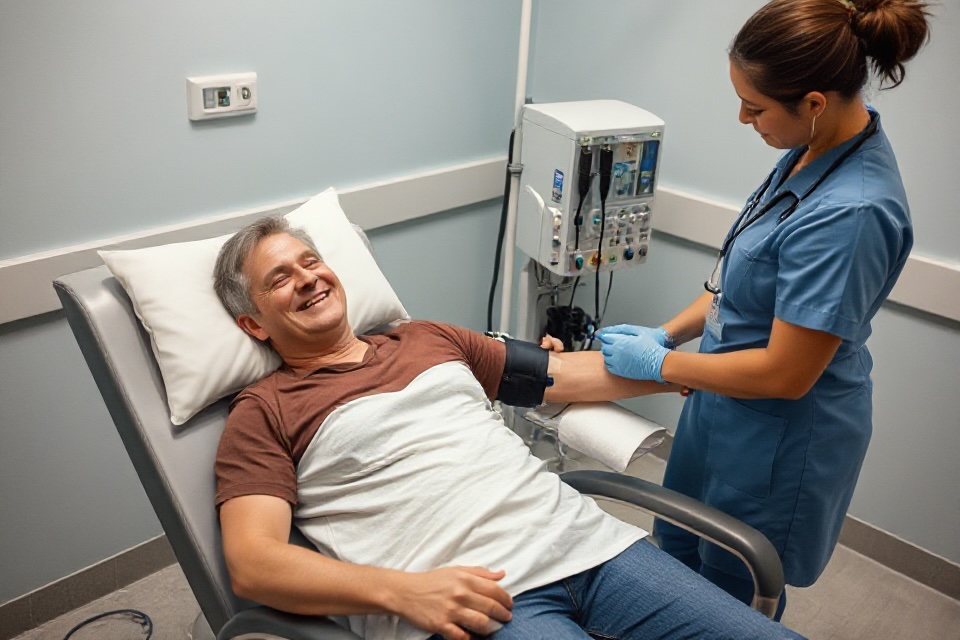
left=574, top=255, right=584, bottom=270
left=624, top=247, right=635, bottom=261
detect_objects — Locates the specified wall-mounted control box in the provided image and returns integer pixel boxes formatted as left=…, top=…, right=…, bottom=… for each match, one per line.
left=186, top=72, right=257, bottom=121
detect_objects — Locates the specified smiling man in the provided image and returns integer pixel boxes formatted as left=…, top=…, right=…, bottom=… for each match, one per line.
left=210, top=215, right=804, bottom=640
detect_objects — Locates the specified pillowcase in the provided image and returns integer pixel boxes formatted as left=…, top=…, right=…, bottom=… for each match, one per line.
left=99, top=188, right=408, bottom=425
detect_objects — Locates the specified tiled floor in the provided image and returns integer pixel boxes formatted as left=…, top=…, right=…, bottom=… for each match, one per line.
left=12, top=446, right=960, bottom=639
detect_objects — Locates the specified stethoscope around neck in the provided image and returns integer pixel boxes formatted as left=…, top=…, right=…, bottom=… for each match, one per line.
left=704, top=115, right=880, bottom=295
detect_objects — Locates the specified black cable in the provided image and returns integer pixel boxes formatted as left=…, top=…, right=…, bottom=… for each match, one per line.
left=599, top=272, right=614, bottom=324
left=544, top=403, right=573, bottom=420
left=594, top=216, right=602, bottom=341
left=590, top=146, right=614, bottom=350
left=567, top=276, right=581, bottom=309
left=569, top=148, right=594, bottom=308
left=573, top=197, right=585, bottom=251
left=582, top=272, right=614, bottom=352
left=574, top=146, right=593, bottom=251
left=62, top=609, right=153, bottom=640
left=487, top=129, right=516, bottom=332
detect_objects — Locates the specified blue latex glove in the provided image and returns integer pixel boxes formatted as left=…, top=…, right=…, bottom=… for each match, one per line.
left=597, top=324, right=675, bottom=349
left=599, top=331, right=670, bottom=383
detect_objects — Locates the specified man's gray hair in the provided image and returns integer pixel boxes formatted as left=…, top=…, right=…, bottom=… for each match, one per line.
left=213, top=215, right=320, bottom=319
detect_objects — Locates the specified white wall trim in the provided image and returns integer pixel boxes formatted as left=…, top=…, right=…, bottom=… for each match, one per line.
left=655, top=186, right=960, bottom=324
left=0, top=157, right=507, bottom=325
left=2, top=161, right=958, bottom=325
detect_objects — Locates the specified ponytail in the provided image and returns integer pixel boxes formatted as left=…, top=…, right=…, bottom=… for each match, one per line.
left=853, top=0, right=932, bottom=88
left=730, top=0, right=932, bottom=105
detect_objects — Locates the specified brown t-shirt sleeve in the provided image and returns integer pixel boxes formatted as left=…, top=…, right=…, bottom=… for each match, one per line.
left=215, top=390, right=298, bottom=508
left=418, top=322, right=506, bottom=400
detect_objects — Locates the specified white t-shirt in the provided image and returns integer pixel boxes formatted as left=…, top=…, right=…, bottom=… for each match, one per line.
left=216, top=322, right=646, bottom=640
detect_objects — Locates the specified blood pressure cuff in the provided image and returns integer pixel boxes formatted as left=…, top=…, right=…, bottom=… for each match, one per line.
left=496, top=337, right=551, bottom=408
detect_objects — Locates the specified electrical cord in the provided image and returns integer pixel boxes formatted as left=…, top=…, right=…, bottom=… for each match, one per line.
left=567, top=276, right=581, bottom=309
left=62, top=609, right=153, bottom=640
left=486, top=129, right=517, bottom=332
left=574, top=145, right=593, bottom=251
left=600, top=272, right=614, bottom=324
left=588, top=145, right=614, bottom=350
left=582, top=272, right=613, bottom=352
left=543, top=402, right=573, bottom=420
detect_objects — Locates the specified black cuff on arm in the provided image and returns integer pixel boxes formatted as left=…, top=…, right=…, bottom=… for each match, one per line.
left=497, top=338, right=551, bottom=407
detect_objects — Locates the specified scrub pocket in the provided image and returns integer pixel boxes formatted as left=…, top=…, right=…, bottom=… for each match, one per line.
left=706, top=399, right=785, bottom=500
left=723, top=232, right=778, bottom=317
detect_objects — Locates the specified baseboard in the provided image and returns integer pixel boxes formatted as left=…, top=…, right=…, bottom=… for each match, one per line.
left=838, top=515, right=960, bottom=600
left=649, top=433, right=959, bottom=601
left=0, top=535, right=176, bottom=640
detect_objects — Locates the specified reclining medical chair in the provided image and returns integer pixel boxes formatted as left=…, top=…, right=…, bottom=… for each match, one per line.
left=53, top=229, right=785, bottom=639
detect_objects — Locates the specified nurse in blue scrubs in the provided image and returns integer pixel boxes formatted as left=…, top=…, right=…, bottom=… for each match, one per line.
left=598, top=0, right=932, bottom=620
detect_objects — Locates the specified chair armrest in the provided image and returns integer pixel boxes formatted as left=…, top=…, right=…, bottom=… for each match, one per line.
left=560, top=469, right=784, bottom=618
left=217, top=606, right=361, bottom=640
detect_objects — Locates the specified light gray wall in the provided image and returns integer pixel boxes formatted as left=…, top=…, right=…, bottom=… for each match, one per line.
left=0, top=313, right=162, bottom=603
left=530, top=0, right=960, bottom=563
left=0, top=1, right=518, bottom=603
left=0, top=0, right=518, bottom=259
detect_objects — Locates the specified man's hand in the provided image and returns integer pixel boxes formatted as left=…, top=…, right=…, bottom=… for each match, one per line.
left=389, top=566, right=513, bottom=640
left=540, top=334, right=565, bottom=352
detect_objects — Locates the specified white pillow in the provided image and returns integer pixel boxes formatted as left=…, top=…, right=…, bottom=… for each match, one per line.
left=99, top=188, right=408, bottom=425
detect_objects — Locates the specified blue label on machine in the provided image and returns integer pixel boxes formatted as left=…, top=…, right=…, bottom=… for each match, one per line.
left=552, top=169, right=564, bottom=203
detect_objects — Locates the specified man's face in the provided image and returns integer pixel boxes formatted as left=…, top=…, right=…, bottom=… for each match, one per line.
left=237, top=233, right=350, bottom=354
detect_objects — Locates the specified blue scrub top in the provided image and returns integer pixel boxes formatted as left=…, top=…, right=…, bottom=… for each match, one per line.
left=667, top=108, right=913, bottom=586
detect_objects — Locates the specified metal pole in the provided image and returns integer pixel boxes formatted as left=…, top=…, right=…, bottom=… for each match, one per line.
left=498, top=0, right=532, bottom=335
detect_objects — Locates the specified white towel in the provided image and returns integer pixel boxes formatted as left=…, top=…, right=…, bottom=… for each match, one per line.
left=526, top=402, right=666, bottom=472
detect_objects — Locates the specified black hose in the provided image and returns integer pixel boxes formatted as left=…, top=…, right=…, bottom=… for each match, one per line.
left=487, top=129, right=516, bottom=332
left=63, top=609, right=153, bottom=640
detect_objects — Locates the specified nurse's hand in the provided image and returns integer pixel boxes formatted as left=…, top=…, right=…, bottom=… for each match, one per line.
left=599, top=331, right=670, bottom=383
left=597, top=324, right=675, bottom=349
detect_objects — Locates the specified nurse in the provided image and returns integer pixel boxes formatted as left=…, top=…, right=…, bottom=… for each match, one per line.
left=597, top=0, right=932, bottom=619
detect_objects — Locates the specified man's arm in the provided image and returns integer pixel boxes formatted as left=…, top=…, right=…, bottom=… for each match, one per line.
left=542, top=349, right=680, bottom=403
left=220, top=494, right=513, bottom=640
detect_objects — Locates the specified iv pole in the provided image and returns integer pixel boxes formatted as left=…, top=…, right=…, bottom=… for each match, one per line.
left=497, top=0, right=533, bottom=336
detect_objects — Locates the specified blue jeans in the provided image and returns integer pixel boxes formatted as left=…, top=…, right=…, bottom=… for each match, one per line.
left=656, top=518, right=789, bottom=621
left=430, top=540, right=803, bottom=639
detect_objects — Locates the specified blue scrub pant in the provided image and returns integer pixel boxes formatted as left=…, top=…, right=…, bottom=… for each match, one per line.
left=428, top=540, right=802, bottom=639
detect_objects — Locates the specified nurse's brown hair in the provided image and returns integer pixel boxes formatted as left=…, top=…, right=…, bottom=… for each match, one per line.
left=730, top=0, right=932, bottom=109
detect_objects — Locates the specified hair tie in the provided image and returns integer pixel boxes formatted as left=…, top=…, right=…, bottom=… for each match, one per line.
left=836, top=0, right=857, bottom=16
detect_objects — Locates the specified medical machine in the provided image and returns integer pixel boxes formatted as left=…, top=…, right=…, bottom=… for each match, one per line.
left=515, top=100, right=664, bottom=276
